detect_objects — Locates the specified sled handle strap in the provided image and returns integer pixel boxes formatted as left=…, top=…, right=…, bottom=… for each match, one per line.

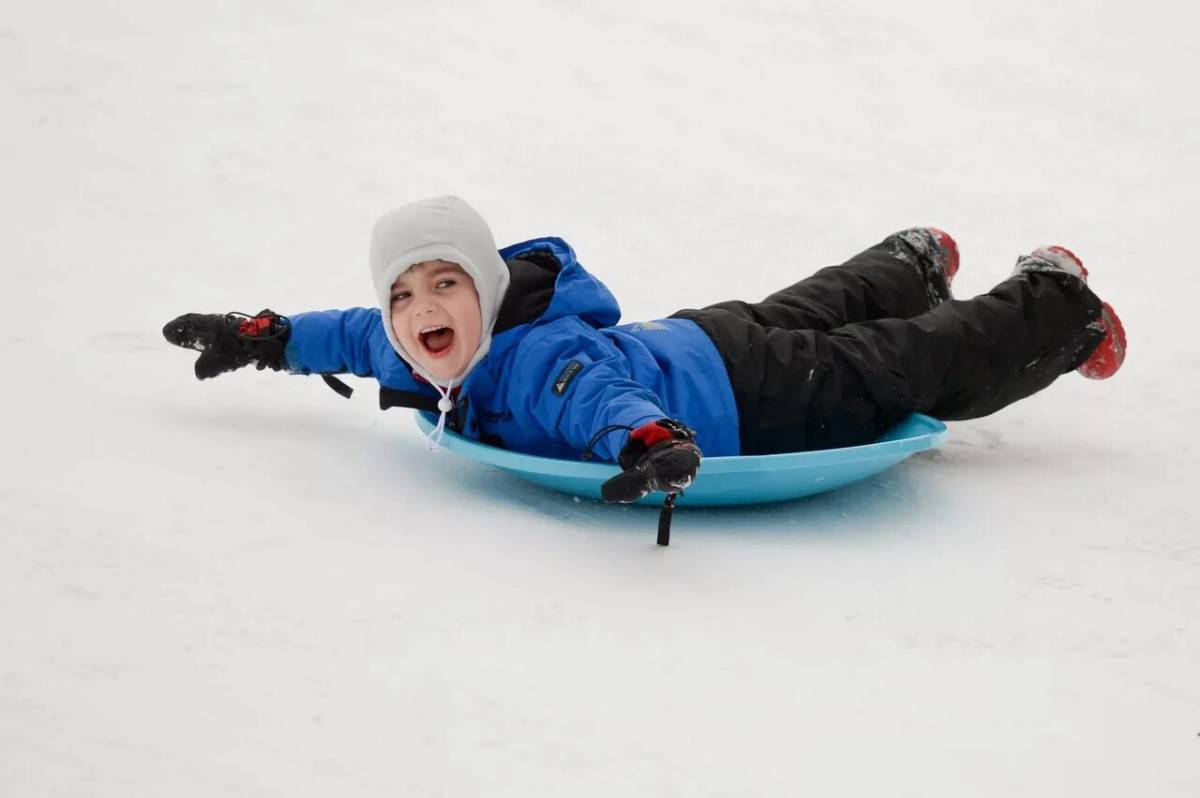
left=321, top=374, right=354, bottom=399
left=657, top=493, right=677, bottom=546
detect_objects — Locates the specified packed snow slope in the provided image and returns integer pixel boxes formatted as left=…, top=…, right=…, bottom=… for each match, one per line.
left=2, top=2, right=1198, bottom=795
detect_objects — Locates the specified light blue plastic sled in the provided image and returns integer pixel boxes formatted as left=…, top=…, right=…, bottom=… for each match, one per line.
left=415, top=412, right=947, bottom=507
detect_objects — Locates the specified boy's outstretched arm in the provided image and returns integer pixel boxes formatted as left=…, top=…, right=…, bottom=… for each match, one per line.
left=517, top=319, right=702, bottom=502
left=283, top=308, right=386, bottom=378
left=163, top=307, right=392, bottom=381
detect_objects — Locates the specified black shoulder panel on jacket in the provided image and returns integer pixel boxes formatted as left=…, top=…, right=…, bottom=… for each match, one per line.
left=494, top=250, right=562, bottom=333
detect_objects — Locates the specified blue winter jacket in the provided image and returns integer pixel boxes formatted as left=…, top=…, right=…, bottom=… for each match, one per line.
left=283, top=237, right=740, bottom=462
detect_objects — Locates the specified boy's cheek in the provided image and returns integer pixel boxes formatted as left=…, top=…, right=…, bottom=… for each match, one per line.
left=391, top=319, right=412, bottom=350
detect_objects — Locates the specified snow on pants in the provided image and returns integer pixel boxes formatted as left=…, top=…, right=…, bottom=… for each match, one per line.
left=672, top=230, right=1107, bottom=455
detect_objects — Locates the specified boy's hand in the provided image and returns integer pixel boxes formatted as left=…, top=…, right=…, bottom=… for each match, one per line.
left=601, top=419, right=702, bottom=503
left=162, top=310, right=291, bottom=380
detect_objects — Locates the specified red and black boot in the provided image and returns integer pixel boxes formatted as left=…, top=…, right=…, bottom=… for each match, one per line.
left=1015, top=246, right=1127, bottom=380
left=895, top=227, right=960, bottom=306
left=928, top=227, right=960, bottom=287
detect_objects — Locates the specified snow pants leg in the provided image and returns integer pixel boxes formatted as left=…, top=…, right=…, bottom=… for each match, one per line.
left=694, top=228, right=952, bottom=334
left=673, top=231, right=1107, bottom=455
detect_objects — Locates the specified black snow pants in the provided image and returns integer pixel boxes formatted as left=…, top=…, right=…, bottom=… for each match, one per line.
left=672, top=230, right=1107, bottom=455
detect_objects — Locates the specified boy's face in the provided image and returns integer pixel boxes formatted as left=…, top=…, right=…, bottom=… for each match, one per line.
left=390, top=260, right=482, bottom=382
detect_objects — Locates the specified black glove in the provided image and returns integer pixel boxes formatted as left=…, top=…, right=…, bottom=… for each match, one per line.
left=601, top=419, right=702, bottom=503
left=162, top=309, right=291, bottom=380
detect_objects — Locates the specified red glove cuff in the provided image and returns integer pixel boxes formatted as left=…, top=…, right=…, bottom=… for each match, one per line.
left=630, top=420, right=677, bottom=449
left=238, top=311, right=280, bottom=338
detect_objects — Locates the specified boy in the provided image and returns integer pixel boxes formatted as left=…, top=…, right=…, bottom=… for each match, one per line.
left=163, top=195, right=1126, bottom=504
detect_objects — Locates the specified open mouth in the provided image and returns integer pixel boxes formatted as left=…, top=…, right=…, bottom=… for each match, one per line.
left=418, top=325, right=455, bottom=357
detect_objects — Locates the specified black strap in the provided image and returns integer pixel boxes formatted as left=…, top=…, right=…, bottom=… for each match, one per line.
left=581, top=424, right=634, bottom=461
left=657, top=493, right=678, bottom=546
left=379, top=386, right=442, bottom=414
left=321, top=375, right=354, bottom=399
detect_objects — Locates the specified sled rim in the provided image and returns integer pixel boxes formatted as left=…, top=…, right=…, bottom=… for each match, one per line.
left=413, top=411, right=947, bottom=477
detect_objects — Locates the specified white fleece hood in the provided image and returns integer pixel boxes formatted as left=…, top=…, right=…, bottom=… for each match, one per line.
left=369, top=195, right=511, bottom=388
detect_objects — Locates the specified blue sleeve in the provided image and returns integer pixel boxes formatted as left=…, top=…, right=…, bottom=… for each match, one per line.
left=513, top=319, right=666, bottom=462
left=284, top=308, right=386, bottom=378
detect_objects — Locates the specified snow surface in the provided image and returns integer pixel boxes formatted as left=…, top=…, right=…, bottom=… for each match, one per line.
left=3, top=1, right=1199, bottom=795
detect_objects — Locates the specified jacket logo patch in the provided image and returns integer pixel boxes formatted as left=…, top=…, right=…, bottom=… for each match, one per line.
left=553, top=360, right=584, bottom=396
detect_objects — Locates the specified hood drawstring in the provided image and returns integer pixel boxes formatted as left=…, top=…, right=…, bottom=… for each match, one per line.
left=423, top=376, right=456, bottom=453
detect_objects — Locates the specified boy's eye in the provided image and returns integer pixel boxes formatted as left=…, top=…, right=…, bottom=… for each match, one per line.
left=391, top=292, right=410, bottom=303
left=436, top=279, right=456, bottom=289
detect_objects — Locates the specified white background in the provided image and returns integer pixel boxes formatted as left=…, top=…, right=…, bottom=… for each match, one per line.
left=3, top=1, right=1198, bottom=795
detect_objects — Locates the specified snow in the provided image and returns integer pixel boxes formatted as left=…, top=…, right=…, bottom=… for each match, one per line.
left=3, top=1, right=1199, bottom=795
